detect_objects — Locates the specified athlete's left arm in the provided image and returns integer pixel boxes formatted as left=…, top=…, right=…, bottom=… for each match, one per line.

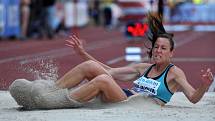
left=174, top=67, right=214, bottom=104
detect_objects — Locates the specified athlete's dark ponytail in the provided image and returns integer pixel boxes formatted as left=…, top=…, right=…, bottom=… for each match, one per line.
left=146, top=13, right=174, bottom=58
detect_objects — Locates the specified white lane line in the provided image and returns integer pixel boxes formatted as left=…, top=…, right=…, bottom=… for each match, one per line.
left=194, top=25, right=215, bottom=31
left=106, top=32, right=205, bottom=65
left=172, top=57, right=215, bottom=62
left=0, top=48, right=69, bottom=64
left=107, top=56, right=125, bottom=65
left=164, top=25, right=215, bottom=32
left=0, top=46, right=20, bottom=51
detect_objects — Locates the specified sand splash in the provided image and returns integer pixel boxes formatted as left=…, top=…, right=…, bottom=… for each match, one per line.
left=20, top=58, right=58, bottom=81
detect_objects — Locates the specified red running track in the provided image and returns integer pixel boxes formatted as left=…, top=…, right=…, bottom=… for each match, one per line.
left=0, top=26, right=214, bottom=90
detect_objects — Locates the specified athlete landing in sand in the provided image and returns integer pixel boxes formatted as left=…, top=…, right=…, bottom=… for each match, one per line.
left=9, top=13, right=214, bottom=109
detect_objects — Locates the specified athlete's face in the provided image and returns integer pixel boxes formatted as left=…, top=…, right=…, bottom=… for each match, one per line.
left=152, top=37, right=173, bottom=64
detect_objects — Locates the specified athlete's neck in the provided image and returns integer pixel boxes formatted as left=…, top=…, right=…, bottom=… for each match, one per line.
left=154, top=62, right=170, bottom=72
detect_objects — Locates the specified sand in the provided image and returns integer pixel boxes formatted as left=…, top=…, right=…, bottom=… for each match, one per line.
left=0, top=91, right=215, bottom=121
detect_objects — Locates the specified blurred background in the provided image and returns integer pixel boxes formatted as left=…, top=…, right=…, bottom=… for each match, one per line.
left=0, top=0, right=214, bottom=90
left=0, top=0, right=215, bottom=40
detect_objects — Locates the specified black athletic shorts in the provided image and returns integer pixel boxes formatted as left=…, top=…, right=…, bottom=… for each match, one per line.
left=122, top=88, right=134, bottom=97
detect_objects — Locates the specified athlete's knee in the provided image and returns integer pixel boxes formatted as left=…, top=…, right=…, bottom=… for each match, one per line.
left=80, top=60, right=98, bottom=71
left=92, top=74, right=113, bottom=88
left=81, top=60, right=107, bottom=76
left=81, top=60, right=98, bottom=67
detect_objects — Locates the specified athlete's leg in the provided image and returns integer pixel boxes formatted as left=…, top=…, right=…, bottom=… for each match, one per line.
left=56, top=60, right=111, bottom=89
left=69, top=74, right=127, bottom=103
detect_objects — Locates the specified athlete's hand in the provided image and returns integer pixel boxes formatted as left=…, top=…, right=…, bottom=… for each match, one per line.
left=201, top=68, right=214, bottom=86
left=65, top=35, right=86, bottom=54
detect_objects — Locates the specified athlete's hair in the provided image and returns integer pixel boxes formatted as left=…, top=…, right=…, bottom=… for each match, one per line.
left=146, top=13, right=175, bottom=58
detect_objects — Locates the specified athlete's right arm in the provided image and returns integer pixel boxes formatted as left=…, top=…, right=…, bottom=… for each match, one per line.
left=65, top=35, right=111, bottom=70
left=108, top=63, right=151, bottom=82
left=108, top=66, right=140, bottom=82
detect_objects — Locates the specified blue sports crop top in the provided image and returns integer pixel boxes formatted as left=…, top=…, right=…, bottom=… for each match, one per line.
left=132, top=64, right=174, bottom=103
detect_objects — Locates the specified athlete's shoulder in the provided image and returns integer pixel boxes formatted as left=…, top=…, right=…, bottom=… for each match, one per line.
left=169, top=65, right=186, bottom=78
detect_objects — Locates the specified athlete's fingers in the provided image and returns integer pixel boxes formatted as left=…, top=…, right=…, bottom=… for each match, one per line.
left=65, top=39, right=72, bottom=43
left=73, top=35, right=81, bottom=45
left=71, top=35, right=77, bottom=42
left=73, top=37, right=79, bottom=46
left=72, top=35, right=79, bottom=41
left=65, top=44, right=74, bottom=47
left=202, top=70, right=214, bottom=86
left=65, top=39, right=75, bottom=46
left=65, top=40, right=75, bottom=46
left=207, top=68, right=211, bottom=73
left=70, top=35, right=80, bottom=45
left=200, top=68, right=210, bottom=75
left=79, top=39, right=84, bottom=45
left=208, top=71, right=213, bottom=81
left=67, top=42, right=75, bottom=46
left=68, top=35, right=76, bottom=43
left=66, top=36, right=80, bottom=46
left=69, top=35, right=76, bottom=41
left=67, top=35, right=76, bottom=43
left=205, top=68, right=213, bottom=80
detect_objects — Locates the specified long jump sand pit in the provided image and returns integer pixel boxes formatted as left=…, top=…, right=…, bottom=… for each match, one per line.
left=0, top=91, right=214, bottom=121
